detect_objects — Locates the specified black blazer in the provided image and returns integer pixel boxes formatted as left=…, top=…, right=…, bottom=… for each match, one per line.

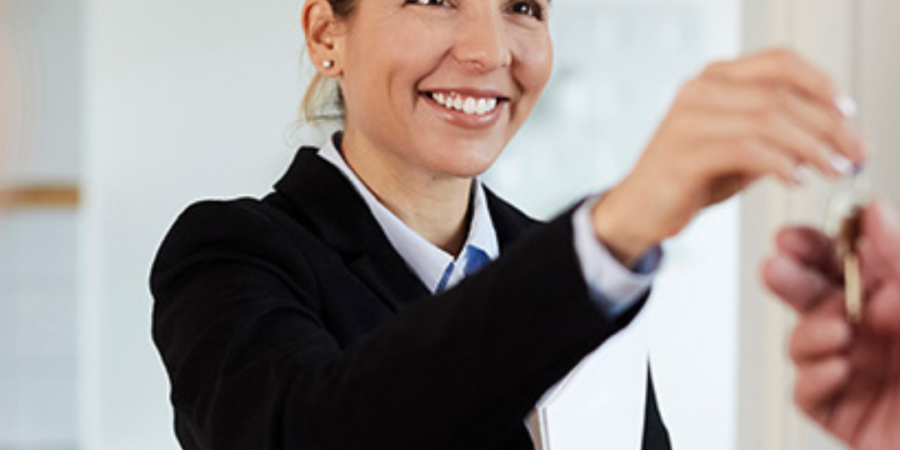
left=151, top=146, right=671, bottom=450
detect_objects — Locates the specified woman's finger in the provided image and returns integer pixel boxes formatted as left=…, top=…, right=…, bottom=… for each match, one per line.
left=694, top=136, right=798, bottom=185
left=753, top=109, right=842, bottom=178
left=674, top=79, right=864, bottom=162
left=703, top=48, right=839, bottom=109
left=779, top=90, right=865, bottom=161
left=666, top=109, right=845, bottom=180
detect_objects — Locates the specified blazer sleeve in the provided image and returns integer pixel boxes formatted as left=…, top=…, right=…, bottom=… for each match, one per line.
left=150, top=200, right=647, bottom=450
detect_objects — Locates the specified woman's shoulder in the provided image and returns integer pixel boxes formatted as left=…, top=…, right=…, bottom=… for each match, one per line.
left=150, top=195, right=322, bottom=283
left=164, top=197, right=299, bottom=247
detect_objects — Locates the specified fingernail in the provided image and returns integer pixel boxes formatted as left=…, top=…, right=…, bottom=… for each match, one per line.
left=836, top=94, right=858, bottom=118
left=793, top=165, right=813, bottom=184
left=828, top=152, right=854, bottom=177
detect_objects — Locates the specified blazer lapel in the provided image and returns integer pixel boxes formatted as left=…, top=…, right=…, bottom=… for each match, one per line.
left=485, top=187, right=540, bottom=251
left=271, top=146, right=541, bottom=311
left=272, top=147, right=430, bottom=311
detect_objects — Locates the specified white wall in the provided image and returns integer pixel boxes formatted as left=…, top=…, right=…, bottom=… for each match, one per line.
left=0, top=0, right=14, bottom=168
left=2, top=0, right=83, bottom=184
left=1, top=1, right=82, bottom=448
left=859, top=0, right=900, bottom=206
left=81, top=1, right=309, bottom=448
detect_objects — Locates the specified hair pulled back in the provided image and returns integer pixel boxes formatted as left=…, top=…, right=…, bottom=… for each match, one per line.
left=301, top=0, right=359, bottom=123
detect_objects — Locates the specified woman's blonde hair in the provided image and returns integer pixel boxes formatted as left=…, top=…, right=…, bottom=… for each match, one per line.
left=301, top=0, right=358, bottom=123
left=300, top=73, right=345, bottom=123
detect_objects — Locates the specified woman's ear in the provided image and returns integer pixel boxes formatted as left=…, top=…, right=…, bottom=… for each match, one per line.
left=302, top=0, right=344, bottom=76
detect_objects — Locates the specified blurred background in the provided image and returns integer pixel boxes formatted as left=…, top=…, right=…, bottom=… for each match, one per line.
left=0, top=0, right=897, bottom=449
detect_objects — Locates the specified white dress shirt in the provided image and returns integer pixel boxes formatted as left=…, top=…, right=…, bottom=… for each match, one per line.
left=318, top=136, right=661, bottom=449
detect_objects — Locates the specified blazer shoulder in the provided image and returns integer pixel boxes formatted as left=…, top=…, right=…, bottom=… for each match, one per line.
left=150, top=197, right=320, bottom=294
left=155, top=198, right=295, bottom=253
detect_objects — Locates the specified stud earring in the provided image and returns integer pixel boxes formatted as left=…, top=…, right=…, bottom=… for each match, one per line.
left=322, top=60, right=334, bottom=69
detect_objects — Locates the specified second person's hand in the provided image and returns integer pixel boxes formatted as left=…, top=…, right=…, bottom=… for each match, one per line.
left=763, top=201, right=900, bottom=450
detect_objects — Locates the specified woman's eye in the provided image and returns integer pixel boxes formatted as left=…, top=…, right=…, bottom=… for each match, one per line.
left=509, top=1, right=544, bottom=20
left=408, top=0, right=449, bottom=6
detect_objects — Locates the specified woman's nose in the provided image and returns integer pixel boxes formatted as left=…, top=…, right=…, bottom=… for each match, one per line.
left=451, top=10, right=512, bottom=73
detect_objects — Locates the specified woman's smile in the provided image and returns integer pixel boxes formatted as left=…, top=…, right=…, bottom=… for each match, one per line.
left=420, top=88, right=509, bottom=129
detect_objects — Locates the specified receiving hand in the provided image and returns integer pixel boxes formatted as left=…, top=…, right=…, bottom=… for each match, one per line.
left=763, top=201, right=900, bottom=450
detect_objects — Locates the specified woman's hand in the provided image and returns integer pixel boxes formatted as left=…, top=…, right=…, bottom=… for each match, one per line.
left=762, top=202, right=900, bottom=450
left=592, top=48, right=867, bottom=265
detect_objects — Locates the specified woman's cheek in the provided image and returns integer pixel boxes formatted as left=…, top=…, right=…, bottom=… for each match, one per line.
left=515, top=36, right=553, bottom=95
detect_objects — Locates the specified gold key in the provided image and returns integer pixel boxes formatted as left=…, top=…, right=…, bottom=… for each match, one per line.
left=825, top=165, right=868, bottom=324
left=837, top=204, right=864, bottom=323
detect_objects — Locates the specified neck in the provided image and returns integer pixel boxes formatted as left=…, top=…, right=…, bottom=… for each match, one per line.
left=340, top=132, right=472, bottom=256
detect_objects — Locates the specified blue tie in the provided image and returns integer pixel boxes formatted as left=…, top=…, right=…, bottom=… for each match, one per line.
left=435, top=245, right=492, bottom=294
left=463, top=245, right=491, bottom=276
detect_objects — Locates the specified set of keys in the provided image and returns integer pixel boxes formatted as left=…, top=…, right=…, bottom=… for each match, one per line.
left=825, top=165, right=868, bottom=324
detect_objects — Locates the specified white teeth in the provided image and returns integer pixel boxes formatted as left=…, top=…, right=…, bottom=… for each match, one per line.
left=429, top=92, right=501, bottom=116
left=476, top=98, right=488, bottom=115
left=463, top=97, right=476, bottom=114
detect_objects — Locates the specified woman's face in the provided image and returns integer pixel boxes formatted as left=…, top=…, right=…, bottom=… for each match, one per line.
left=337, top=0, right=553, bottom=180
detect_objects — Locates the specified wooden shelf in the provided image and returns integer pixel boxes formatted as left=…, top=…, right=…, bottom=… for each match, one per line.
left=0, top=184, right=80, bottom=210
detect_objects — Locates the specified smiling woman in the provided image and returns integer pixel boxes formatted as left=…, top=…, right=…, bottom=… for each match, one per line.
left=149, top=0, right=866, bottom=449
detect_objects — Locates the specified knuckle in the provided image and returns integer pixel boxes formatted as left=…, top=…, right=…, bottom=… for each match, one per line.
left=752, top=90, right=784, bottom=116
left=701, top=60, right=728, bottom=77
left=677, top=79, right=704, bottom=104
left=773, top=49, right=801, bottom=78
left=803, top=140, right=823, bottom=159
left=771, top=47, right=796, bottom=65
left=765, top=91, right=788, bottom=111
left=735, top=138, right=760, bottom=155
left=695, top=142, right=722, bottom=161
left=752, top=110, right=781, bottom=131
left=778, top=158, right=796, bottom=175
left=669, top=116, right=693, bottom=137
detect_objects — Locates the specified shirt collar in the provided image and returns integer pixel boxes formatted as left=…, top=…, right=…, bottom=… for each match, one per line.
left=318, top=134, right=499, bottom=293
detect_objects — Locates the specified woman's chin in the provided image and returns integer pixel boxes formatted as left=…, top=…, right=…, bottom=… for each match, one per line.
left=426, top=154, right=500, bottom=180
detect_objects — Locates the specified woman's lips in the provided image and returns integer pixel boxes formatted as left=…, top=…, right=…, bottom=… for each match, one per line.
left=421, top=91, right=507, bottom=129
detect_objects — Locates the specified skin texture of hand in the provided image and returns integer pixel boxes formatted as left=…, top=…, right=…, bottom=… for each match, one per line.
left=592, top=48, right=867, bottom=265
left=762, top=200, right=900, bottom=450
